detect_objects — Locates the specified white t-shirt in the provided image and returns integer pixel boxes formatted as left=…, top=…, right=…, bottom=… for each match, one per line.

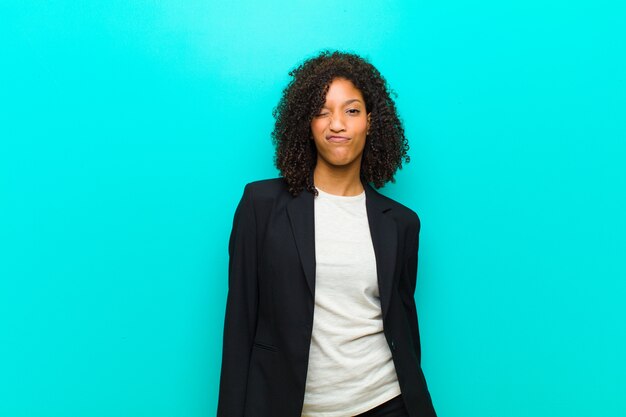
left=301, top=187, right=401, bottom=417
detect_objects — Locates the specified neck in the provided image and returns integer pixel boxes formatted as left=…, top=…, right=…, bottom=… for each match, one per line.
left=313, top=159, right=364, bottom=196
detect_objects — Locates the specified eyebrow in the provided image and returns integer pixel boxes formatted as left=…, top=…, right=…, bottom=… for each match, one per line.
left=321, top=99, right=364, bottom=108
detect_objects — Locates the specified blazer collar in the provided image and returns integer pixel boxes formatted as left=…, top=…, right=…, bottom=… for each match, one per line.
left=286, top=182, right=398, bottom=319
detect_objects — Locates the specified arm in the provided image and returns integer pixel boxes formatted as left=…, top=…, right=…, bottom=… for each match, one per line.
left=217, top=184, right=259, bottom=416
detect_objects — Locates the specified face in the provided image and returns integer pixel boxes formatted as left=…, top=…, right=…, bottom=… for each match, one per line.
left=310, top=77, right=371, bottom=171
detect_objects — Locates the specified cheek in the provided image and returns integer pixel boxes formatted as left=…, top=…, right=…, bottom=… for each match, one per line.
left=354, top=119, right=369, bottom=135
left=310, top=120, right=326, bottom=137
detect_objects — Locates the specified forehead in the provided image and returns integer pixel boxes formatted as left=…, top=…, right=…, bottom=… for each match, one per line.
left=324, top=77, right=364, bottom=102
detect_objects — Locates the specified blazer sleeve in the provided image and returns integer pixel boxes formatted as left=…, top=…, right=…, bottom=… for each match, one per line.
left=400, top=213, right=423, bottom=365
left=217, top=184, right=259, bottom=416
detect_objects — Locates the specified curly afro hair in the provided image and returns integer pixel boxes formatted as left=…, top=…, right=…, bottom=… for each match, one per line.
left=271, top=50, right=410, bottom=196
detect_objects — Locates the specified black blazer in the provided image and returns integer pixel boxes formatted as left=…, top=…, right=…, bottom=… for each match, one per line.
left=218, top=178, right=436, bottom=417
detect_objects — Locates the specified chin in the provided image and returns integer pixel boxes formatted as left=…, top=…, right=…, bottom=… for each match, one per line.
left=328, top=158, right=360, bottom=168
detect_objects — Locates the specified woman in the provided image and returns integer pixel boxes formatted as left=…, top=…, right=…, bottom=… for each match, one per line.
left=218, top=50, right=437, bottom=417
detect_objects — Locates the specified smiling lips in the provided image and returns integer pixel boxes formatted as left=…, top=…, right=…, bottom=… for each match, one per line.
left=326, top=135, right=350, bottom=143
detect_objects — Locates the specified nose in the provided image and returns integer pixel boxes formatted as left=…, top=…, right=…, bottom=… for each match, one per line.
left=329, top=111, right=346, bottom=132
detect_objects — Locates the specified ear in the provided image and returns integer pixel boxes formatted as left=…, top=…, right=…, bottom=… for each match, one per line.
left=367, top=112, right=371, bottom=133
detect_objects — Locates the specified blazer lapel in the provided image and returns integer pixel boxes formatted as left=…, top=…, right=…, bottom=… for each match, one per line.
left=364, top=183, right=398, bottom=320
left=286, top=183, right=397, bottom=313
left=286, top=190, right=316, bottom=297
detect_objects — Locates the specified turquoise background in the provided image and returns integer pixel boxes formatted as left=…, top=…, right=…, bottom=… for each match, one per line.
left=1, top=1, right=625, bottom=416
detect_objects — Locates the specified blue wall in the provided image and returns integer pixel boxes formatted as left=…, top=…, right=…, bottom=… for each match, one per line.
left=1, top=1, right=625, bottom=416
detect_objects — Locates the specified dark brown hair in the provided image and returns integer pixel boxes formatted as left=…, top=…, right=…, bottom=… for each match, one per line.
left=272, top=50, right=409, bottom=195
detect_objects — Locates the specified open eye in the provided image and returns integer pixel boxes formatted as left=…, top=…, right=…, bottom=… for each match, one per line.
left=346, top=109, right=361, bottom=115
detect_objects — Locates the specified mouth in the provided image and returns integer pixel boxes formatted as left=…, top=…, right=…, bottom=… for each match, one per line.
left=326, top=135, right=350, bottom=143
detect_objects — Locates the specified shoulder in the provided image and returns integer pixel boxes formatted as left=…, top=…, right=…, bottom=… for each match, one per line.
left=368, top=185, right=420, bottom=230
left=244, top=177, right=288, bottom=192
left=235, top=178, right=295, bottom=230
left=239, top=178, right=294, bottom=209
left=242, top=178, right=290, bottom=198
